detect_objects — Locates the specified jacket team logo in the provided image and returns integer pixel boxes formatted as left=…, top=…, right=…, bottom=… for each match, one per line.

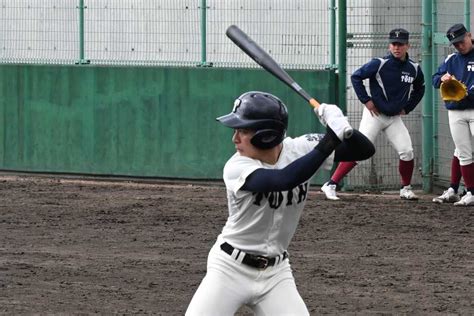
left=401, top=74, right=414, bottom=83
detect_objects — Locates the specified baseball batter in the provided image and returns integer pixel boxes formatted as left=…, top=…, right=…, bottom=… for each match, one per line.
left=320, top=28, right=425, bottom=201
left=185, top=91, right=374, bottom=315
left=432, top=23, right=474, bottom=206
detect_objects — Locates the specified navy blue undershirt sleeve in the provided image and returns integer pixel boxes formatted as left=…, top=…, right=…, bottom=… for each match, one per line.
left=242, top=129, right=339, bottom=193
left=242, top=129, right=375, bottom=193
left=334, top=130, right=375, bottom=162
left=242, top=147, right=331, bottom=193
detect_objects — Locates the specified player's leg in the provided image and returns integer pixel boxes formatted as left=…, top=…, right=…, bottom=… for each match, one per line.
left=250, top=264, right=309, bottom=316
left=451, top=154, right=463, bottom=190
left=186, top=245, right=248, bottom=316
left=384, top=117, right=417, bottom=200
left=321, top=107, right=382, bottom=200
left=321, top=160, right=356, bottom=200
left=449, top=109, right=474, bottom=205
left=186, top=271, right=244, bottom=316
left=433, top=154, right=462, bottom=203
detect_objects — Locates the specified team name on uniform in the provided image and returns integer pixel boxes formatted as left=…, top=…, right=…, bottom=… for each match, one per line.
left=467, top=61, right=474, bottom=72
left=252, top=182, right=309, bottom=209
left=401, top=72, right=414, bottom=83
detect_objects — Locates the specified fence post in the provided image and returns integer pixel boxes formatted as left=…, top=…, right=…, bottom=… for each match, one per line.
left=432, top=0, right=439, bottom=186
left=337, top=0, right=346, bottom=112
left=199, top=0, right=212, bottom=67
left=329, top=0, right=336, bottom=67
left=421, top=0, right=433, bottom=192
left=465, top=0, right=470, bottom=31
left=77, top=0, right=90, bottom=64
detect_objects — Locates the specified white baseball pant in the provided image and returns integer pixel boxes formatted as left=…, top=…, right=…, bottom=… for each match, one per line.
left=449, top=109, right=474, bottom=166
left=186, top=241, right=309, bottom=316
left=359, top=107, right=414, bottom=161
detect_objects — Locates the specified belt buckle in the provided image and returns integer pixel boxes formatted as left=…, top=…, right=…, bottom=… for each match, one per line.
left=256, top=256, right=269, bottom=269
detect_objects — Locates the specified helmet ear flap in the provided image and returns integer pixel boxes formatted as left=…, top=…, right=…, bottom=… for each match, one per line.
left=251, top=129, right=284, bottom=149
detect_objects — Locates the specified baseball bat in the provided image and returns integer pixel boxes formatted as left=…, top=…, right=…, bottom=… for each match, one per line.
left=226, top=24, right=320, bottom=108
left=225, top=25, right=353, bottom=138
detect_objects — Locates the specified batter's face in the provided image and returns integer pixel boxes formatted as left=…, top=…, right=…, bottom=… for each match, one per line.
left=453, top=33, right=473, bottom=55
left=232, top=128, right=261, bottom=158
left=389, top=42, right=409, bottom=60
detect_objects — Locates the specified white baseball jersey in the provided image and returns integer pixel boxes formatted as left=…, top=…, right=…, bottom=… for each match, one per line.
left=220, top=134, right=333, bottom=256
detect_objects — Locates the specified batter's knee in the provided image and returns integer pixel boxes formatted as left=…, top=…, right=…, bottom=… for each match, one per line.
left=399, top=150, right=414, bottom=161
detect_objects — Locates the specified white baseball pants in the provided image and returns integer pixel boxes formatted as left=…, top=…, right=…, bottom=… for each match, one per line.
left=449, top=109, right=474, bottom=166
left=186, top=241, right=309, bottom=316
left=359, top=107, right=414, bottom=161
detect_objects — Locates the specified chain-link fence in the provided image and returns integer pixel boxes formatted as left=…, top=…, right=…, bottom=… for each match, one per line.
left=344, top=0, right=423, bottom=191
left=0, top=0, right=332, bottom=69
left=0, top=1, right=79, bottom=64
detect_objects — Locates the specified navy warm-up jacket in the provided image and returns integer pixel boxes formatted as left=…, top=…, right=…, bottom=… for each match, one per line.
left=351, top=53, right=425, bottom=116
left=432, top=46, right=474, bottom=110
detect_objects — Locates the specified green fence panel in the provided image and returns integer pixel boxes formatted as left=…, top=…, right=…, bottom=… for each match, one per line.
left=0, top=65, right=336, bottom=182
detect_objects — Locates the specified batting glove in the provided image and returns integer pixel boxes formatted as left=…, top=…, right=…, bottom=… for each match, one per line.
left=315, top=103, right=353, bottom=140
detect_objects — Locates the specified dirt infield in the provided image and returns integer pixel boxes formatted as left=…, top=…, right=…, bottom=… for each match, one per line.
left=0, top=175, right=472, bottom=315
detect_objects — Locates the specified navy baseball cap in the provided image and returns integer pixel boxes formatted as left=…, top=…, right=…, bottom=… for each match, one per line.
left=446, top=23, right=467, bottom=44
left=389, top=28, right=409, bottom=44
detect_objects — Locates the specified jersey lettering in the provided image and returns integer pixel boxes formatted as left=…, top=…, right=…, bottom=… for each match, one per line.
left=268, top=191, right=284, bottom=208
left=253, top=191, right=284, bottom=208
left=467, top=64, right=474, bottom=72
left=286, top=189, right=293, bottom=206
left=252, top=182, right=309, bottom=209
left=304, top=133, right=324, bottom=142
left=401, top=74, right=414, bottom=83
left=297, top=182, right=309, bottom=203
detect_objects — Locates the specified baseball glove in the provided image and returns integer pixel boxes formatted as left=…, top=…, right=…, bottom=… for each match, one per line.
left=440, top=78, right=468, bottom=102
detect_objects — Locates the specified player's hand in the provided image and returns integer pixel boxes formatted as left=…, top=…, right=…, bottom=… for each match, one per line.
left=441, top=73, right=453, bottom=82
left=365, top=100, right=379, bottom=117
left=315, top=103, right=353, bottom=140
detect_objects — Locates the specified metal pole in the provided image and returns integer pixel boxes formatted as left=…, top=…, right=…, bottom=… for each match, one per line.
left=421, top=0, right=433, bottom=192
left=337, top=0, right=347, bottom=112
left=432, top=0, right=439, bottom=183
left=199, top=0, right=211, bottom=67
left=77, top=0, right=89, bottom=64
left=465, top=0, right=470, bottom=31
left=329, top=0, right=336, bottom=67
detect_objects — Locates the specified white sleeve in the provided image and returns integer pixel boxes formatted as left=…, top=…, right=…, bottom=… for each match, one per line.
left=291, top=133, right=325, bottom=152
left=223, top=154, right=263, bottom=194
left=289, top=134, right=335, bottom=171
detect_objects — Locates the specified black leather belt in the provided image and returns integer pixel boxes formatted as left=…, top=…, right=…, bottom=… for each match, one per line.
left=220, top=242, right=288, bottom=269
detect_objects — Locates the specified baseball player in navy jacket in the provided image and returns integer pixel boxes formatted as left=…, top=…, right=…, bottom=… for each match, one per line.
left=321, top=28, right=425, bottom=201
left=432, top=23, right=474, bottom=206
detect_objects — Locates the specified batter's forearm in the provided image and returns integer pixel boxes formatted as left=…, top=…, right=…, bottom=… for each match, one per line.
left=242, top=131, right=340, bottom=193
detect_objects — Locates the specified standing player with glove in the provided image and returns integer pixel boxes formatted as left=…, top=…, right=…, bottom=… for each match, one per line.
left=320, top=28, right=425, bottom=201
left=432, top=23, right=474, bottom=206
left=186, top=91, right=374, bottom=315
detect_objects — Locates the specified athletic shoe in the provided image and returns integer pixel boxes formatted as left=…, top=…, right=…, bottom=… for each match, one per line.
left=453, top=191, right=474, bottom=206
left=321, top=182, right=340, bottom=200
left=432, top=187, right=460, bottom=204
left=400, top=185, right=418, bottom=200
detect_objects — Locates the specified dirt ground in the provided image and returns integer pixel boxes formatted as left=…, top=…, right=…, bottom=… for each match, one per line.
left=0, top=174, right=472, bottom=315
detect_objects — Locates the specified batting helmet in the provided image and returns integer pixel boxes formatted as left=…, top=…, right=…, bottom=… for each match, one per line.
left=216, top=91, right=288, bottom=149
